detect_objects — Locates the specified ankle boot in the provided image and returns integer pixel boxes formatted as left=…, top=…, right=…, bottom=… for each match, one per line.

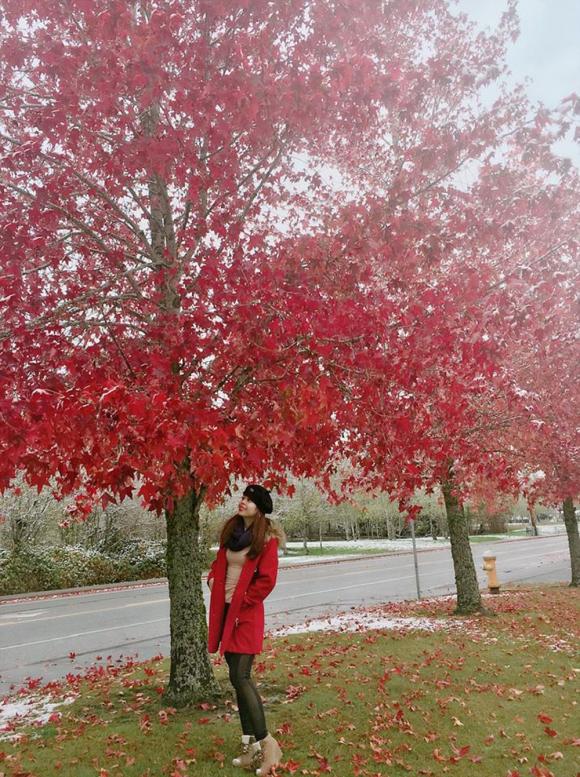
left=254, top=732, right=283, bottom=776
left=232, top=734, right=258, bottom=769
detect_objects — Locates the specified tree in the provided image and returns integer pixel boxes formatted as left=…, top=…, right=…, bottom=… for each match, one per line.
left=2, top=0, right=576, bottom=698
left=0, top=0, right=398, bottom=704
left=497, top=307, right=580, bottom=585
left=2, top=0, right=516, bottom=701
left=0, top=473, right=59, bottom=552
left=330, top=80, right=578, bottom=613
left=562, top=498, right=579, bottom=587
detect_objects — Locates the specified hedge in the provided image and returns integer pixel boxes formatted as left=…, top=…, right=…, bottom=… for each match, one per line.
left=0, top=543, right=167, bottom=595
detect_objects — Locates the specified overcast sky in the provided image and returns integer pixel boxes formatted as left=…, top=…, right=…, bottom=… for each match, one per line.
left=458, top=0, right=579, bottom=106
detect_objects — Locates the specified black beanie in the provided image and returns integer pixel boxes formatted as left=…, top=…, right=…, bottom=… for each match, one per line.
left=243, top=484, right=273, bottom=515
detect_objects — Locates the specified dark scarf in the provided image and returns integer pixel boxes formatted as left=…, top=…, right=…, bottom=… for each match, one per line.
left=226, top=515, right=253, bottom=552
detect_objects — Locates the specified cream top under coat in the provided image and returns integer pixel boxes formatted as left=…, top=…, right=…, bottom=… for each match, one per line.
left=225, top=546, right=250, bottom=603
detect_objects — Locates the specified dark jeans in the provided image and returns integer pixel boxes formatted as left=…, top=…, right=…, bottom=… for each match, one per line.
left=223, top=602, right=267, bottom=740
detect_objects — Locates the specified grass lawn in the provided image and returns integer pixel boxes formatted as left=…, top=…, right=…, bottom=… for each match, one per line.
left=281, top=534, right=539, bottom=556
left=1, top=586, right=578, bottom=777
left=281, top=544, right=444, bottom=558
left=280, top=545, right=418, bottom=557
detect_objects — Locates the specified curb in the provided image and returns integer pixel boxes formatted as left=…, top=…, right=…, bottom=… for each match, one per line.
left=0, top=533, right=564, bottom=604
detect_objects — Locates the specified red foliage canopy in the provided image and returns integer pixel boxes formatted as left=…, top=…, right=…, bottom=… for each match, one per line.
left=0, top=0, right=576, bottom=517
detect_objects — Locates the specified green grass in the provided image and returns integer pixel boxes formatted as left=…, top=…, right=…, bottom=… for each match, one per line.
left=283, top=536, right=506, bottom=555
left=281, top=545, right=418, bottom=557
left=282, top=542, right=448, bottom=557
left=2, top=586, right=578, bottom=777
left=468, top=534, right=507, bottom=543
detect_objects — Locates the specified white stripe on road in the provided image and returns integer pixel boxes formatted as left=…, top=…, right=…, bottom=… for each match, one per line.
left=0, top=617, right=169, bottom=651
left=0, top=599, right=170, bottom=628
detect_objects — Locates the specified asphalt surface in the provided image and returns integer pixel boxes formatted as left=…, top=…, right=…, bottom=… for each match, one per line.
left=0, top=534, right=572, bottom=697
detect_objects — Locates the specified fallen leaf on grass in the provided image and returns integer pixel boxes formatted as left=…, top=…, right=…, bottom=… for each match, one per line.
left=284, top=685, right=306, bottom=702
left=281, top=760, right=300, bottom=773
left=530, top=766, right=555, bottom=777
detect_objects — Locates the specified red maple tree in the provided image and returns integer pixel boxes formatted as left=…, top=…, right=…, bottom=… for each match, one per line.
left=1, top=0, right=575, bottom=696
left=332, top=91, right=579, bottom=612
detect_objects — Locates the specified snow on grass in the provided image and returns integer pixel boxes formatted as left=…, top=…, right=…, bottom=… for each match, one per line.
left=0, top=694, right=76, bottom=740
left=284, top=538, right=448, bottom=550
left=277, top=539, right=450, bottom=565
left=208, top=538, right=450, bottom=554
left=270, top=610, right=466, bottom=637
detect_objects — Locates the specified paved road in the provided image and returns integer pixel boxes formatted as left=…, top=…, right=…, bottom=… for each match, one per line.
left=0, top=534, right=571, bottom=696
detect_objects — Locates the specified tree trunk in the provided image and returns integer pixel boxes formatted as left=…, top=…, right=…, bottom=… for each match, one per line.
left=430, top=515, right=438, bottom=541
left=12, top=515, right=25, bottom=552
left=441, top=471, right=485, bottom=615
left=562, top=497, right=580, bottom=587
left=527, top=499, right=539, bottom=536
left=163, top=487, right=221, bottom=706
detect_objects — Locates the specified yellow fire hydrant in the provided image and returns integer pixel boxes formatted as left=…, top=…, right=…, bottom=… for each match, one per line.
left=482, top=551, right=500, bottom=594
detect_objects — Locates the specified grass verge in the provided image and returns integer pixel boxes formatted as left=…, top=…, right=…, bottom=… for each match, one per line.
left=1, top=585, right=578, bottom=777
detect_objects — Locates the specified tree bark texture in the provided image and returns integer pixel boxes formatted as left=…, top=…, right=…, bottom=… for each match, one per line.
left=527, top=500, right=539, bottom=537
left=562, top=497, right=580, bottom=587
left=441, top=471, right=484, bottom=614
left=163, top=488, right=221, bottom=706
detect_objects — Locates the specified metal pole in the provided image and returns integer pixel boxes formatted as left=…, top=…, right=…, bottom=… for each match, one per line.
left=410, top=518, right=421, bottom=599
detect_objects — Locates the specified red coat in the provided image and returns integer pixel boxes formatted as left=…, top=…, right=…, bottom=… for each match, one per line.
left=207, top=536, right=279, bottom=655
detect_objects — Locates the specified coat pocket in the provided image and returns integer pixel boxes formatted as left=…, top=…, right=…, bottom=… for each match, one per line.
left=235, top=600, right=256, bottom=626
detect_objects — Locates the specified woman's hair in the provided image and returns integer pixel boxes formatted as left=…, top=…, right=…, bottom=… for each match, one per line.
left=219, top=510, right=270, bottom=559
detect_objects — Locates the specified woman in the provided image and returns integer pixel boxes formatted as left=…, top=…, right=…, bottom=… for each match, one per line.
left=207, top=484, right=285, bottom=776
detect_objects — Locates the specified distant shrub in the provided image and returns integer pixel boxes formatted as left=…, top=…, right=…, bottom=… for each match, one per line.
left=109, top=538, right=167, bottom=578
left=0, top=548, right=63, bottom=594
left=0, top=542, right=169, bottom=595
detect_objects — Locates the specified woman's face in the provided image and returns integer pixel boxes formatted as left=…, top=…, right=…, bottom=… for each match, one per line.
left=238, top=495, right=259, bottom=520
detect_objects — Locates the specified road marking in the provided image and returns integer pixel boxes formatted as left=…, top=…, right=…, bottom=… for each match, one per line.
left=0, top=617, right=170, bottom=651
left=0, top=610, right=48, bottom=620
left=0, top=599, right=170, bottom=628
left=269, top=573, right=438, bottom=602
